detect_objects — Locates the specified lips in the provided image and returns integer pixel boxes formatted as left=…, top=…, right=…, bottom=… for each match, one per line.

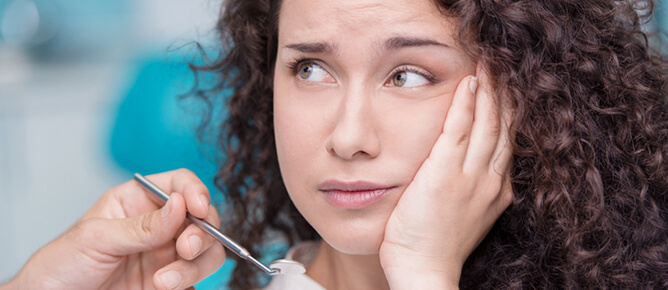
left=318, top=180, right=396, bottom=209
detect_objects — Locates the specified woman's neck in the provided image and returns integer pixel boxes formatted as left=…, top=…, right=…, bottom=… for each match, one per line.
left=306, top=241, right=390, bottom=290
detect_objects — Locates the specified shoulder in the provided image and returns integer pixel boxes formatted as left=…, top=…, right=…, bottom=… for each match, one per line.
left=262, top=241, right=325, bottom=290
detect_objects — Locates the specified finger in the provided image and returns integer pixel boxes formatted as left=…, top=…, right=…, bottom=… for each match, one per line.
left=176, top=206, right=221, bottom=260
left=147, top=169, right=211, bottom=219
left=485, top=68, right=514, bottom=207
left=170, top=169, right=211, bottom=219
left=489, top=86, right=513, bottom=179
left=464, top=65, right=501, bottom=172
left=91, top=193, right=187, bottom=256
left=153, top=242, right=226, bottom=290
left=430, top=75, right=478, bottom=168
left=489, top=126, right=513, bottom=188
left=493, top=171, right=514, bottom=216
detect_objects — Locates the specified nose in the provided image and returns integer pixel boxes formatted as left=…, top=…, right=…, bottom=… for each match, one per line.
left=325, top=86, right=381, bottom=160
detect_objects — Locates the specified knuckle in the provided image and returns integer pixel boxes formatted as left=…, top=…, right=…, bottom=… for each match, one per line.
left=441, top=128, right=470, bottom=147
left=176, top=168, right=196, bottom=179
left=489, top=179, right=513, bottom=207
left=501, top=186, right=514, bottom=207
left=487, top=120, right=501, bottom=136
left=132, top=214, right=156, bottom=248
left=463, top=99, right=475, bottom=114
left=503, top=194, right=514, bottom=208
left=453, top=131, right=470, bottom=146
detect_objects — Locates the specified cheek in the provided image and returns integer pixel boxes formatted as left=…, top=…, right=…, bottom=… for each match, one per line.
left=274, top=90, right=307, bottom=187
left=377, top=96, right=452, bottom=175
left=273, top=70, right=455, bottom=254
left=273, top=78, right=331, bottom=195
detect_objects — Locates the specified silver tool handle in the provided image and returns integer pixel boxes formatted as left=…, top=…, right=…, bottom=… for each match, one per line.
left=133, top=173, right=277, bottom=275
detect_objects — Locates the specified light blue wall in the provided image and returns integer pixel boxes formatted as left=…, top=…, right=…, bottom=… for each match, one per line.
left=0, top=1, right=223, bottom=288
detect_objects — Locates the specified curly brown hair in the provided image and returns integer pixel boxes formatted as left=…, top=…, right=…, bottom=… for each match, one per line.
left=189, top=0, right=668, bottom=288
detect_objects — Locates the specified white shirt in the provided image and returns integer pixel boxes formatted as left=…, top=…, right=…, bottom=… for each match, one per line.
left=263, top=241, right=326, bottom=290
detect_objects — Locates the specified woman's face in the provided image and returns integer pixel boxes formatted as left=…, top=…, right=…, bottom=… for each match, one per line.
left=274, top=0, right=475, bottom=254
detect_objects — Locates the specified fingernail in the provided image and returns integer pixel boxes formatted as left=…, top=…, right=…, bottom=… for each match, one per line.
left=161, top=197, right=172, bottom=218
left=469, top=76, right=479, bottom=94
left=159, top=271, right=181, bottom=290
left=189, top=235, right=202, bottom=256
left=199, top=195, right=208, bottom=211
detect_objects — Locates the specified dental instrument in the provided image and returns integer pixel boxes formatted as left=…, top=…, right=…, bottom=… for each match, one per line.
left=133, top=173, right=306, bottom=276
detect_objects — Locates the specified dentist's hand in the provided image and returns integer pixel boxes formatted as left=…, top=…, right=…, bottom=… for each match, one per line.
left=4, top=169, right=225, bottom=290
left=380, top=68, right=513, bottom=289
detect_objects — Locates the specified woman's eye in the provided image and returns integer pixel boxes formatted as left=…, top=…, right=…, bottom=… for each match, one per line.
left=388, top=71, right=430, bottom=87
left=296, top=62, right=334, bottom=83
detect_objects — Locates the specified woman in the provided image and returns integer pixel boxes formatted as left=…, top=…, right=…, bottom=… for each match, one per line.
left=207, top=0, right=668, bottom=289
left=213, top=0, right=513, bottom=288
left=3, top=0, right=666, bottom=289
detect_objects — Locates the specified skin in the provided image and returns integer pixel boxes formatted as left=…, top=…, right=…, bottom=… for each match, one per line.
left=1, top=169, right=225, bottom=290
left=274, top=0, right=512, bottom=289
left=0, top=0, right=512, bottom=289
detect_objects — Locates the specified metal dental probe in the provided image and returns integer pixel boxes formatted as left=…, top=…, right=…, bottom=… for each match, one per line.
left=133, top=173, right=286, bottom=275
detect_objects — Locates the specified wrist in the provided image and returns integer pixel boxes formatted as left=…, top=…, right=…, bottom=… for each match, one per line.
left=385, top=268, right=459, bottom=290
left=383, top=258, right=461, bottom=290
left=380, top=242, right=464, bottom=289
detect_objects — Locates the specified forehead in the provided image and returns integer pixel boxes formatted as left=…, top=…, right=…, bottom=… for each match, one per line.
left=278, top=0, right=455, bottom=46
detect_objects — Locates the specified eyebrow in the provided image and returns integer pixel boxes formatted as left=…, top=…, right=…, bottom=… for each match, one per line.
left=383, top=36, right=450, bottom=50
left=285, top=42, right=335, bottom=53
left=283, top=36, right=450, bottom=54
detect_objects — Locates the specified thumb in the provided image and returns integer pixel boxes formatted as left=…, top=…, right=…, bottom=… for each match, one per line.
left=94, top=193, right=187, bottom=256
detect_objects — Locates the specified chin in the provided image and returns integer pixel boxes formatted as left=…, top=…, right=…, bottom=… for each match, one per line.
left=287, top=184, right=402, bottom=256
left=313, top=213, right=389, bottom=255
left=324, top=230, right=384, bottom=255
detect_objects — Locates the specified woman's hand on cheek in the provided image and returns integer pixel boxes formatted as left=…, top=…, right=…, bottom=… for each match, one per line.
left=6, top=169, right=225, bottom=290
left=379, top=68, right=513, bottom=289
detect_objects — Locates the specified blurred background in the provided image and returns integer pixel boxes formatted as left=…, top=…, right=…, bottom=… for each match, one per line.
left=0, top=0, right=230, bottom=288
left=0, top=0, right=667, bottom=289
